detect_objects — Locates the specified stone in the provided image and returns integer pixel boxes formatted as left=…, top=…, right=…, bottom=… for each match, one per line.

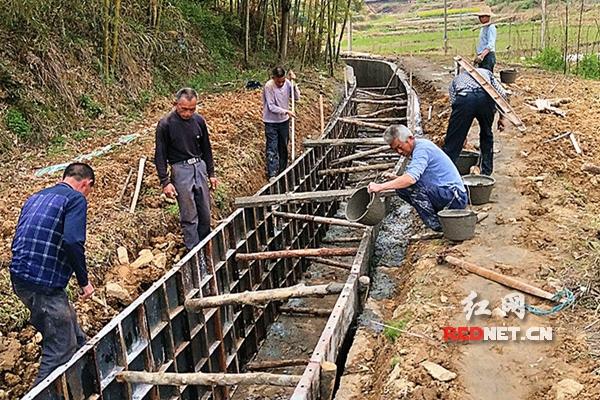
left=553, top=378, right=583, bottom=400
left=0, top=336, right=21, bottom=372
left=420, top=361, right=457, bottom=382
left=105, top=282, right=132, bottom=304
left=34, top=332, right=42, bottom=344
left=131, top=249, right=154, bottom=269
left=4, top=372, right=21, bottom=386
left=116, top=246, right=129, bottom=265
left=152, top=252, right=167, bottom=270
left=440, top=295, right=448, bottom=303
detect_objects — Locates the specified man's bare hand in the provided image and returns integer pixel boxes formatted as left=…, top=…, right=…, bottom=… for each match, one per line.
left=497, top=118, right=505, bottom=131
left=367, top=182, right=382, bottom=193
left=163, top=183, right=178, bottom=198
left=287, top=110, right=296, bottom=119
left=381, top=172, right=397, bottom=180
left=209, top=177, right=219, bottom=191
left=288, top=70, right=296, bottom=81
left=80, top=283, right=95, bottom=300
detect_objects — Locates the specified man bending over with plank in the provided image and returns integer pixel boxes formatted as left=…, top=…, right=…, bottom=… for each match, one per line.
left=368, top=125, right=468, bottom=231
left=442, top=68, right=507, bottom=176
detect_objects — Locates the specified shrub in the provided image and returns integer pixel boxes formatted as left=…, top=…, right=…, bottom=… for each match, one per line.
left=533, top=47, right=565, bottom=72
left=79, top=94, right=103, bottom=118
left=4, top=108, right=32, bottom=139
left=576, top=54, right=600, bottom=80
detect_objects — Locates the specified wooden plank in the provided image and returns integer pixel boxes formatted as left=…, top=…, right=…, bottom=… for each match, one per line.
left=352, top=98, right=407, bottom=105
left=454, top=56, right=526, bottom=132
left=307, top=257, right=353, bottom=270
left=355, top=106, right=406, bottom=118
left=303, top=138, right=386, bottom=147
left=279, top=306, right=332, bottom=317
left=129, top=156, right=146, bottom=213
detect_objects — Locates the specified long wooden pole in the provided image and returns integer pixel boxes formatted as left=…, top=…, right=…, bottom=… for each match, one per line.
left=444, top=256, right=555, bottom=300
left=235, top=188, right=356, bottom=207
left=319, top=93, right=325, bottom=134
left=318, top=162, right=397, bottom=176
left=338, top=117, right=387, bottom=130
left=129, top=156, right=146, bottom=213
left=279, top=305, right=332, bottom=316
left=236, top=247, right=357, bottom=262
left=247, top=359, right=308, bottom=371
left=352, top=98, right=407, bottom=105
left=291, top=79, right=296, bottom=160
left=331, top=145, right=391, bottom=166
left=185, top=282, right=345, bottom=310
left=117, top=371, right=301, bottom=387
left=272, top=211, right=366, bottom=228
left=355, top=106, right=407, bottom=118
left=303, top=138, right=385, bottom=147
left=307, top=257, right=353, bottom=270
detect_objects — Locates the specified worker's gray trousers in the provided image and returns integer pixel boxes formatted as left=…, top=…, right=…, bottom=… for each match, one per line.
left=171, top=160, right=211, bottom=250
left=12, top=277, right=86, bottom=386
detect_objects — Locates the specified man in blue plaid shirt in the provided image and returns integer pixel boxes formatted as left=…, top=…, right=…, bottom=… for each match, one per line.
left=10, top=163, right=95, bottom=385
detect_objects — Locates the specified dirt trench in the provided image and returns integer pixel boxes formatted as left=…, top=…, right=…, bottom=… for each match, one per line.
left=336, top=57, right=600, bottom=400
left=0, top=73, right=340, bottom=399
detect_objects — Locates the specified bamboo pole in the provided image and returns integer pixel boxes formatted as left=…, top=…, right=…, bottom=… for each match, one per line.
left=444, top=256, right=555, bottom=300
left=185, top=282, right=346, bottom=310
left=352, top=98, right=407, bottom=105
left=307, top=257, right=353, bottom=270
left=319, top=93, right=325, bottom=134
left=272, top=211, right=366, bottom=229
left=236, top=247, right=357, bottom=262
left=318, top=162, right=397, bottom=176
left=355, top=106, right=407, bottom=118
left=303, top=138, right=385, bottom=147
left=279, top=305, right=331, bottom=316
left=338, top=118, right=387, bottom=130
left=247, top=359, right=308, bottom=371
left=117, top=371, right=302, bottom=387
left=129, top=157, right=147, bottom=214
left=331, top=145, right=391, bottom=166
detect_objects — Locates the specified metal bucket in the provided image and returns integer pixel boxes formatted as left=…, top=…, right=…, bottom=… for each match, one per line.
left=500, top=69, right=518, bottom=84
left=456, top=150, right=480, bottom=175
left=463, top=174, right=496, bottom=205
left=437, top=209, right=477, bottom=241
left=345, top=187, right=385, bottom=226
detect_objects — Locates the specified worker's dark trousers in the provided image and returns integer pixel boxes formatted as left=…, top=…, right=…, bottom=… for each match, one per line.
left=12, top=277, right=86, bottom=386
left=265, top=120, right=290, bottom=178
left=171, top=160, right=211, bottom=250
left=479, top=51, right=496, bottom=72
left=396, top=184, right=468, bottom=231
left=442, top=91, right=496, bottom=175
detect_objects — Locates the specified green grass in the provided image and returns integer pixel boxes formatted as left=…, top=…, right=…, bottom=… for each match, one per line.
left=383, top=319, right=408, bottom=343
left=417, top=7, right=480, bottom=18
left=166, top=203, right=179, bottom=216
left=4, top=108, right=32, bottom=140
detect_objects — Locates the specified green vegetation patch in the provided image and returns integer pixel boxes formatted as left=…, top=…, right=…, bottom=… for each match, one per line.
left=4, top=108, right=32, bottom=140
left=417, top=7, right=480, bottom=18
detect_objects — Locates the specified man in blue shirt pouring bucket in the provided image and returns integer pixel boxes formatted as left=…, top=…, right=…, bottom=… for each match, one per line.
left=368, top=125, right=468, bottom=231
left=10, top=163, right=95, bottom=385
left=474, top=5, right=497, bottom=72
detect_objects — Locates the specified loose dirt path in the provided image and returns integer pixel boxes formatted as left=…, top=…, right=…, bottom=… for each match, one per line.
left=337, top=57, right=600, bottom=400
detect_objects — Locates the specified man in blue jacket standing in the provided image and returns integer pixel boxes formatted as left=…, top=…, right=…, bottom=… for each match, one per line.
left=475, top=5, right=497, bottom=72
left=10, top=163, right=95, bottom=385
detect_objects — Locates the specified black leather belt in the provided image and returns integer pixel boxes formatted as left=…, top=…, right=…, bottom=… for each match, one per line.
left=175, top=157, right=201, bottom=165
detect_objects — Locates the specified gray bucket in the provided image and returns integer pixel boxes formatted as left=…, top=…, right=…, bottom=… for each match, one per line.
left=463, top=174, right=496, bottom=205
left=345, top=187, right=385, bottom=226
left=456, top=151, right=480, bottom=175
left=437, top=209, right=477, bottom=241
left=500, top=69, right=518, bottom=84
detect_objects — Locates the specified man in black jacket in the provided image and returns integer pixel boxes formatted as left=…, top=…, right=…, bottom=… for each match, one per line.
left=155, top=88, right=218, bottom=250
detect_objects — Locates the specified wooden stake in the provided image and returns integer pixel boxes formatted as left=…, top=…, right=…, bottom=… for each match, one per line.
left=272, top=211, right=366, bottom=229
left=569, top=132, right=582, bottom=155
left=185, top=282, right=345, bottom=311
left=318, top=162, right=396, bottom=176
left=236, top=247, right=357, bottom=262
left=118, top=167, right=134, bottom=204
left=291, top=79, right=296, bottom=161
left=279, top=305, right=332, bottom=317
left=235, top=188, right=356, bottom=207
left=129, top=157, right=146, bottom=214
left=247, top=359, right=308, bottom=371
left=307, top=257, right=353, bottom=270
left=117, top=371, right=301, bottom=387
left=331, top=145, right=391, bottom=166
left=319, top=93, right=325, bottom=135
left=444, top=256, right=555, bottom=300
left=320, top=361, right=337, bottom=400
